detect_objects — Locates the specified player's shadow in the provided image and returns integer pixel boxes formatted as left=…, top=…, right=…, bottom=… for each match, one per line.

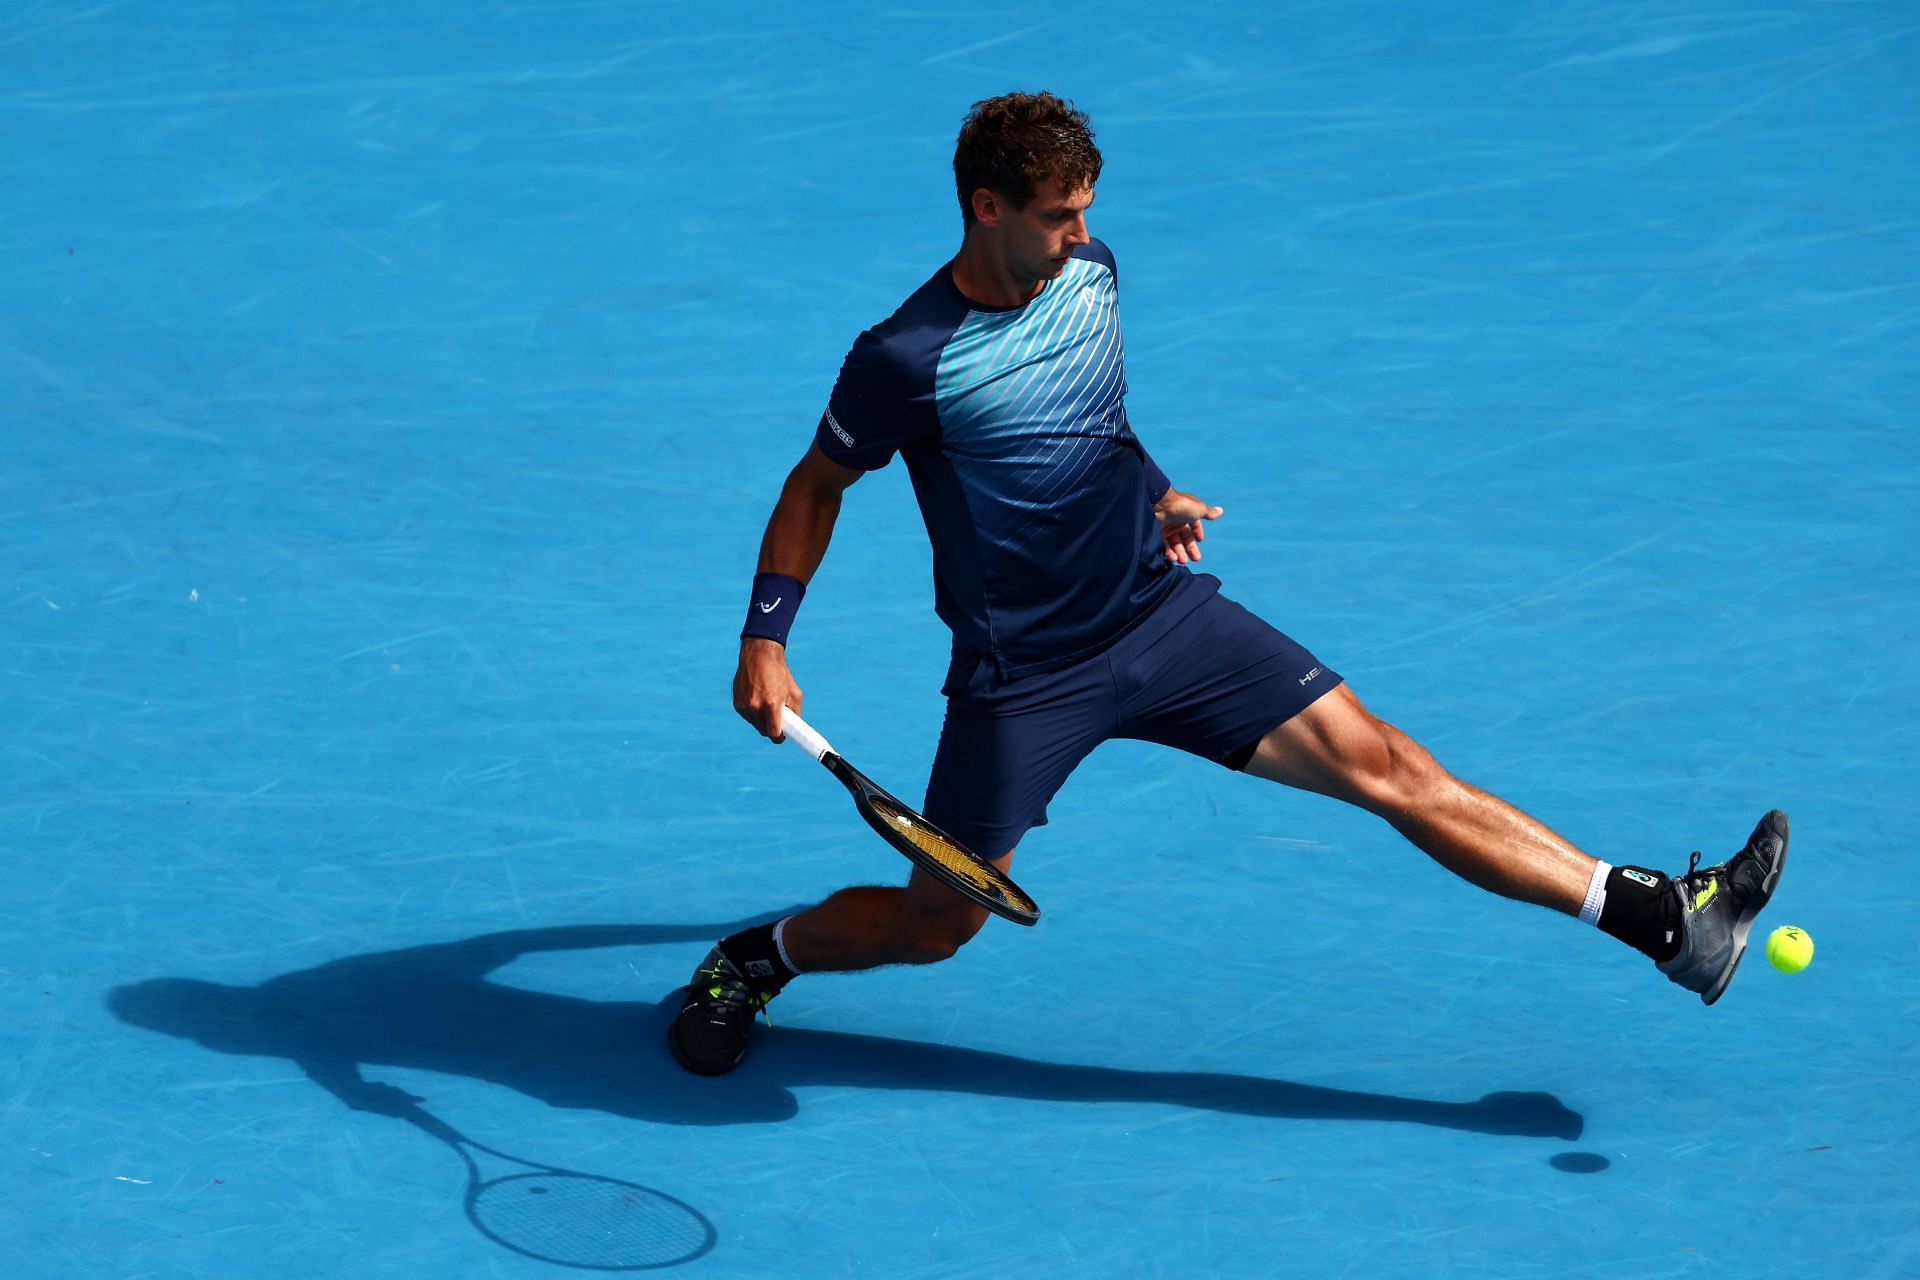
left=106, top=920, right=1582, bottom=1141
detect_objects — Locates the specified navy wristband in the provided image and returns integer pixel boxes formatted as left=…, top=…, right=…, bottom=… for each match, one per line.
left=742, top=572, right=805, bottom=645
left=1141, top=452, right=1172, bottom=505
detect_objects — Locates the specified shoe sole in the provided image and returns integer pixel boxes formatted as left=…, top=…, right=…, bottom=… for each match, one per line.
left=667, top=1020, right=748, bottom=1075
left=667, top=989, right=752, bottom=1076
left=1702, top=810, right=1789, bottom=1006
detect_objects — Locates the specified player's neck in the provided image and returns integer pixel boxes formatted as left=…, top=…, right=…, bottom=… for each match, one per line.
left=951, top=234, right=1045, bottom=310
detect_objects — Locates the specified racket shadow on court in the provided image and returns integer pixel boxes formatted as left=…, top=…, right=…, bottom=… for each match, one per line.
left=369, top=1089, right=717, bottom=1271
left=107, top=918, right=1583, bottom=1152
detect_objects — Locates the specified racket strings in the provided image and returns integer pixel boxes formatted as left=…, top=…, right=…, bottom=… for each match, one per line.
left=868, top=795, right=1039, bottom=915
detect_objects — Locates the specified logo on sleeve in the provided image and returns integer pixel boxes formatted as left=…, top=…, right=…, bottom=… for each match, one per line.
left=824, top=408, right=855, bottom=448
left=758, top=598, right=782, bottom=613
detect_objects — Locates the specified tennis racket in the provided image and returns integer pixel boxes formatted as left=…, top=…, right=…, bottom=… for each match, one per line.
left=778, top=708, right=1040, bottom=926
left=399, top=1105, right=715, bottom=1271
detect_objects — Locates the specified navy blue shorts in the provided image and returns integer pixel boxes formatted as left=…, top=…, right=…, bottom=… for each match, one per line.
left=922, top=573, right=1341, bottom=856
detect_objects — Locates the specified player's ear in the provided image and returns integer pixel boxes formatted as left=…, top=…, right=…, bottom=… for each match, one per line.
left=969, top=187, right=1003, bottom=227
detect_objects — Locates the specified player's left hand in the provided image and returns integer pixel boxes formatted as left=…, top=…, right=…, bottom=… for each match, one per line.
left=1153, top=489, right=1223, bottom=564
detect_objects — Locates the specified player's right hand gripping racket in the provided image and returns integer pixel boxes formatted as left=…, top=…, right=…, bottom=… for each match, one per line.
left=777, top=709, right=1040, bottom=926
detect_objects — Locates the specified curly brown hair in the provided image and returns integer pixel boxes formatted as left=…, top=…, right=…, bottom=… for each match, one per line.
left=952, top=91, right=1102, bottom=226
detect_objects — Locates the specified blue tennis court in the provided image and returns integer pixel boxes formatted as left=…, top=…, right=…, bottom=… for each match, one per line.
left=5, top=3, right=1916, bottom=1276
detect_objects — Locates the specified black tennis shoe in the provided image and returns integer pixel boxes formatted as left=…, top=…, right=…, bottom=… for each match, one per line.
left=1657, top=809, right=1789, bottom=1005
left=667, top=947, right=778, bottom=1075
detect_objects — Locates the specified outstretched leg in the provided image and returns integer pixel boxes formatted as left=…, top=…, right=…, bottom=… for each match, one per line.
left=1241, top=685, right=1594, bottom=912
left=1243, top=684, right=1788, bottom=1004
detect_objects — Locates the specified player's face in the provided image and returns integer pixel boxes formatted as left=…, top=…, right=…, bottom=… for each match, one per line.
left=1000, top=178, right=1094, bottom=284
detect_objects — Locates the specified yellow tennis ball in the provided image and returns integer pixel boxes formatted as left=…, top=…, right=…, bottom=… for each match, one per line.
left=1766, top=926, right=1813, bottom=973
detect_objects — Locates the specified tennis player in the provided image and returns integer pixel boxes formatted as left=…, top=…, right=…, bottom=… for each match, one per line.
left=669, top=92, right=1788, bottom=1076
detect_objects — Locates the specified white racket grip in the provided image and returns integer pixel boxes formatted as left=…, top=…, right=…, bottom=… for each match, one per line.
left=778, top=708, right=832, bottom=762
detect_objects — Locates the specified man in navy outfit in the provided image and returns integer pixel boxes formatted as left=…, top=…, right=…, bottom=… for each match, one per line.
left=669, top=92, right=1787, bottom=1076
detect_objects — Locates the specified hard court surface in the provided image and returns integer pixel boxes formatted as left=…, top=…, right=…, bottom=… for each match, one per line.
left=3, top=3, right=1916, bottom=1277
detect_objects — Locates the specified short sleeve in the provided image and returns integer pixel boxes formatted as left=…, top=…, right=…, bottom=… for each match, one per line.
left=815, top=329, right=927, bottom=471
left=1073, top=238, right=1118, bottom=288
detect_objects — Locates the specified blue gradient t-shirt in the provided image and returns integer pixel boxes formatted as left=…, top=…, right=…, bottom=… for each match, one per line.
left=816, top=240, right=1207, bottom=680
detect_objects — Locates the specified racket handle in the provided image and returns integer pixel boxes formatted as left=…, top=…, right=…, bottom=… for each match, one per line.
left=779, top=708, right=832, bottom=762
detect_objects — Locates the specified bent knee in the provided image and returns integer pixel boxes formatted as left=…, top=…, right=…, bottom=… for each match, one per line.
left=897, top=907, right=988, bottom=965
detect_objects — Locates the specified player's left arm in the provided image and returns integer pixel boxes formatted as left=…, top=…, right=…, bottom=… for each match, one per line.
left=1095, top=242, right=1223, bottom=564
left=1139, top=444, right=1223, bottom=565
left=1154, top=486, right=1224, bottom=564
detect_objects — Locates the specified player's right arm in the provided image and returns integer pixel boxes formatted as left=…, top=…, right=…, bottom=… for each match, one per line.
left=734, top=443, right=864, bottom=742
